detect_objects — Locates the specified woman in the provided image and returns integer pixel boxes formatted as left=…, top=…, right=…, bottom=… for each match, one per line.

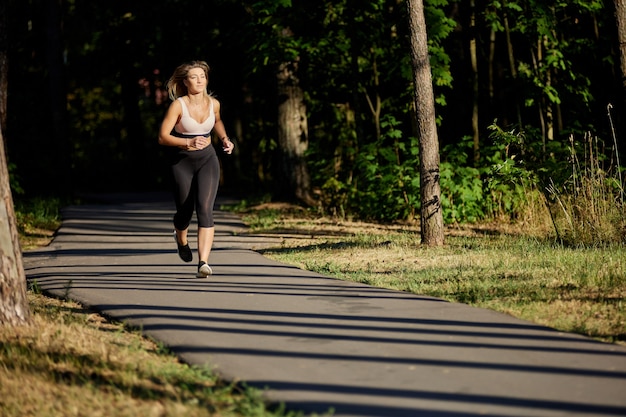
left=158, top=61, right=235, bottom=278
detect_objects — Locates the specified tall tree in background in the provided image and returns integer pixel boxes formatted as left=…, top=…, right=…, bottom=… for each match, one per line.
left=615, top=0, right=626, bottom=123
left=44, top=0, right=70, bottom=192
left=244, top=1, right=313, bottom=203
left=0, top=2, right=30, bottom=325
left=277, top=58, right=313, bottom=204
left=469, top=0, right=480, bottom=164
left=406, top=0, right=444, bottom=246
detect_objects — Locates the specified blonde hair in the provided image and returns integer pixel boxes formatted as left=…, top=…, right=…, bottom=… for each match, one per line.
left=166, top=60, right=211, bottom=101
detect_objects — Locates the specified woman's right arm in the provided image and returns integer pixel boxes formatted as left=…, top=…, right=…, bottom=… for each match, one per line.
left=158, top=100, right=188, bottom=149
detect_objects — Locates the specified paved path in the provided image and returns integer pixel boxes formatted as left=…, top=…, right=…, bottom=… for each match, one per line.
left=23, top=193, right=626, bottom=417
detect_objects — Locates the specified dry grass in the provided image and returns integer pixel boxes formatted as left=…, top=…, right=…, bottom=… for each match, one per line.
left=17, top=225, right=58, bottom=251
left=545, top=133, right=625, bottom=246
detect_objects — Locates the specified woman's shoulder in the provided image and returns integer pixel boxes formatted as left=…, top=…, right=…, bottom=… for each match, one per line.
left=170, top=97, right=184, bottom=110
left=209, top=96, right=221, bottom=112
left=164, top=97, right=183, bottom=118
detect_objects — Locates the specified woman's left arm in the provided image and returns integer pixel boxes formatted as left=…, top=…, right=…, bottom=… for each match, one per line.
left=212, top=98, right=235, bottom=154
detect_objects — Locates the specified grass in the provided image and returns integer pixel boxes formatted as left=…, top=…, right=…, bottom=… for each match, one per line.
left=238, top=206, right=625, bottom=346
left=13, top=197, right=63, bottom=250
left=544, top=133, right=625, bottom=246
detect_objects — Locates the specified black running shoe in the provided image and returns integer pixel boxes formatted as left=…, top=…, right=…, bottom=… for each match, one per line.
left=173, top=231, right=193, bottom=262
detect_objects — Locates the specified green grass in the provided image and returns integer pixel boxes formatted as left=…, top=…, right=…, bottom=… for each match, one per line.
left=14, top=197, right=64, bottom=250
left=14, top=197, right=63, bottom=230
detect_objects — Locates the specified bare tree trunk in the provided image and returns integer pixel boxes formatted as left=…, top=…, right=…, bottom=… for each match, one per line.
left=0, top=128, right=31, bottom=326
left=364, top=53, right=382, bottom=140
left=614, top=0, right=626, bottom=123
left=45, top=0, right=71, bottom=193
left=0, top=0, right=30, bottom=326
left=406, top=0, right=444, bottom=247
left=277, top=60, right=313, bottom=204
left=503, top=6, right=523, bottom=128
left=489, top=28, right=496, bottom=101
left=0, top=0, right=7, bottom=138
left=470, top=0, right=480, bottom=165
left=532, top=40, right=547, bottom=153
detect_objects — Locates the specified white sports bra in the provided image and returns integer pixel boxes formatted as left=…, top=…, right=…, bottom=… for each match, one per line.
left=174, top=97, right=215, bottom=135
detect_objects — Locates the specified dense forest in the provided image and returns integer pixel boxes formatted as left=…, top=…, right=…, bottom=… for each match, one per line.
left=4, top=0, right=624, bottom=226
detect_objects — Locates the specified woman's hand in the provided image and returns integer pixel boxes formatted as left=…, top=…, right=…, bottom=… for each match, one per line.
left=191, top=136, right=209, bottom=150
left=222, top=137, right=235, bottom=154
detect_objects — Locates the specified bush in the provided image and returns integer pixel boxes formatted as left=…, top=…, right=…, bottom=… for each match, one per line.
left=545, top=134, right=625, bottom=246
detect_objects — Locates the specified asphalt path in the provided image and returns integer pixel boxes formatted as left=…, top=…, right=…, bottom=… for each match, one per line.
left=22, top=193, right=626, bottom=417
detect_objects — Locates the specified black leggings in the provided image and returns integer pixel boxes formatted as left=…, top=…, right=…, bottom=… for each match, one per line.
left=170, top=145, right=220, bottom=229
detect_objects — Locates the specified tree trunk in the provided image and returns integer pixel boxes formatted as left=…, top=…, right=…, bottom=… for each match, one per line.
left=276, top=60, right=313, bottom=204
left=0, top=128, right=31, bottom=326
left=0, top=0, right=30, bottom=326
left=503, top=7, right=523, bottom=128
left=470, top=0, right=480, bottom=165
left=489, top=28, right=496, bottom=101
left=364, top=54, right=382, bottom=140
left=45, top=0, right=71, bottom=193
left=614, top=0, right=626, bottom=123
left=406, top=0, right=444, bottom=247
left=0, top=0, right=7, bottom=138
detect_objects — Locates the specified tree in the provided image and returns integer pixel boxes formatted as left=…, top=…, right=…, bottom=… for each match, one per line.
left=44, top=0, right=71, bottom=192
left=0, top=4, right=30, bottom=325
left=243, top=1, right=314, bottom=204
left=470, top=0, right=480, bottom=165
left=615, top=0, right=626, bottom=122
left=277, top=59, right=314, bottom=204
left=0, top=0, right=7, bottom=137
left=0, top=130, right=29, bottom=326
left=406, top=0, right=444, bottom=246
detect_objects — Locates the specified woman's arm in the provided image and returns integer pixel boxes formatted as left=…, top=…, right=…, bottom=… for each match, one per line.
left=158, top=100, right=190, bottom=149
left=212, top=98, right=235, bottom=154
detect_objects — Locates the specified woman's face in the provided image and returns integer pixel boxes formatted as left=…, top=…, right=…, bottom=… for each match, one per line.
left=184, top=67, right=207, bottom=94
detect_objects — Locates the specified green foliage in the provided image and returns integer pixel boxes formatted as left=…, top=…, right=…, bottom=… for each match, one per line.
left=352, top=115, right=421, bottom=221
left=5, top=0, right=621, bottom=227
left=13, top=197, right=63, bottom=234
left=483, top=123, right=542, bottom=220
left=242, top=0, right=458, bottom=201
left=8, top=162, right=24, bottom=196
left=483, top=0, right=608, bottom=139
left=440, top=138, right=484, bottom=223
left=314, top=111, right=622, bottom=235
left=440, top=128, right=545, bottom=225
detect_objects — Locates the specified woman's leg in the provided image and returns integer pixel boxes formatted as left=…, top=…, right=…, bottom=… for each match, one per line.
left=195, top=148, right=221, bottom=265
left=171, top=157, right=196, bottom=251
left=197, top=226, right=215, bottom=264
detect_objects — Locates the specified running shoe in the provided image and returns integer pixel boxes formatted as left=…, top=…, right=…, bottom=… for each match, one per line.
left=197, top=261, right=213, bottom=278
left=174, top=231, right=193, bottom=262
